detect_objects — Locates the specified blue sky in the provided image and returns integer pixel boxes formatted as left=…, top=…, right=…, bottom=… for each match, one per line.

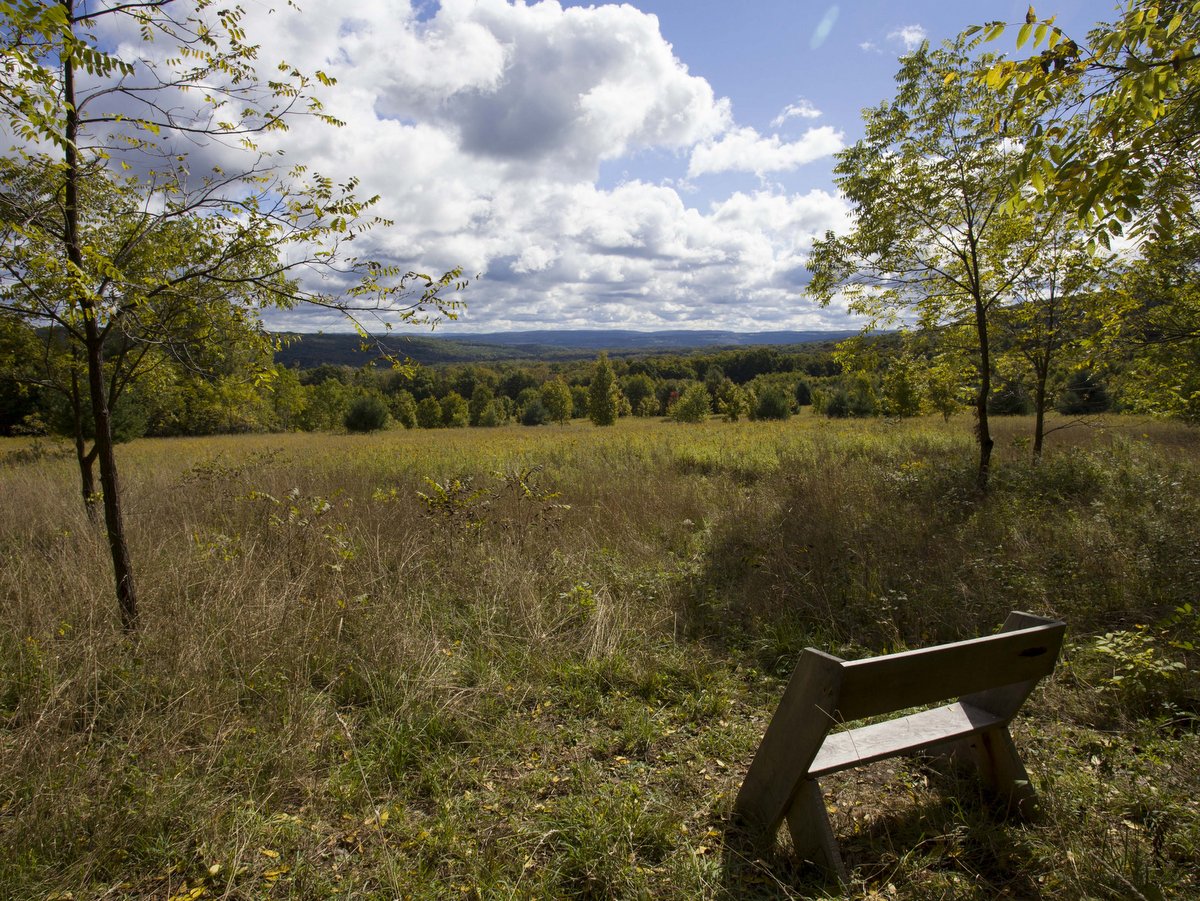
left=227, top=0, right=1106, bottom=334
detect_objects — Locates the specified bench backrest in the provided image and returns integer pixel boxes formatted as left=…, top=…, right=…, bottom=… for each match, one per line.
left=835, top=612, right=1065, bottom=721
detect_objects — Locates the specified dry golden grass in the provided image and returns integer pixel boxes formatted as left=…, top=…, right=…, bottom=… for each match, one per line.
left=0, top=413, right=1196, bottom=899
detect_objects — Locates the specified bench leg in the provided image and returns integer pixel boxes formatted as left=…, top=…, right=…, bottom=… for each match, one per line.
left=960, top=727, right=1038, bottom=819
left=785, top=779, right=848, bottom=883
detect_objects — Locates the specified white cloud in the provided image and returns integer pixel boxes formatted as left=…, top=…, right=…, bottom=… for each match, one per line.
left=888, top=24, right=928, bottom=51
left=771, top=99, right=823, bottom=128
left=73, top=1, right=860, bottom=332
left=688, top=126, right=844, bottom=178
left=325, top=0, right=732, bottom=180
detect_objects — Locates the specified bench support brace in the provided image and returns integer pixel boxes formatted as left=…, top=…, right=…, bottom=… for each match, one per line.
left=785, top=779, right=848, bottom=882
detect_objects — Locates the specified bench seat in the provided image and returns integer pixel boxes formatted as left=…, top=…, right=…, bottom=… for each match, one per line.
left=809, top=701, right=1003, bottom=777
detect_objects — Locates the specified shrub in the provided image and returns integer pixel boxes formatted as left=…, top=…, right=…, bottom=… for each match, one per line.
left=622, top=374, right=656, bottom=416
left=822, top=388, right=851, bottom=418
left=441, top=391, right=469, bottom=428
left=588, top=353, right=620, bottom=426
left=671, top=383, right=711, bottom=423
left=390, top=390, right=417, bottom=429
left=1058, top=369, right=1113, bottom=414
left=753, top=387, right=792, bottom=420
left=794, top=379, right=813, bottom=407
left=344, top=394, right=390, bottom=432
left=718, top=383, right=749, bottom=421
left=478, top=398, right=509, bottom=427
left=468, top=385, right=494, bottom=426
left=541, top=379, right=573, bottom=425
left=989, top=381, right=1033, bottom=415
left=570, top=385, right=590, bottom=418
left=847, top=372, right=878, bottom=416
left=521, top=398, right=548, bottom=426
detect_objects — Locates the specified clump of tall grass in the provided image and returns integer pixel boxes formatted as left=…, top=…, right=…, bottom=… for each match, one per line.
left=693, top=427, right=1200, bottom=661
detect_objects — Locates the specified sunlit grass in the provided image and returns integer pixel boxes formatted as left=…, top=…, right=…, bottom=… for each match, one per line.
left=0, top=413, right=1196, bottom=898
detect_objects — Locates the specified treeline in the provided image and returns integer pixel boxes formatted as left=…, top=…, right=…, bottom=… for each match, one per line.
left=0, top=332, right=842, bottom=437
left=0, top=314, right=1180, bottom=441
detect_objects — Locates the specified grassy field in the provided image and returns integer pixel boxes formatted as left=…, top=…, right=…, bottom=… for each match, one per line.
left=1, top=412, right=1197, bottom=899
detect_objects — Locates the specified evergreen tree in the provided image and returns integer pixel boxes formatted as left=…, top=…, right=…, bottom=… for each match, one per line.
left=588, top=353, right=620, bottom=426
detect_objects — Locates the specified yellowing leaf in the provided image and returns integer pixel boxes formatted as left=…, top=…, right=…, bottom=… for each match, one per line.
left=259, top=848, right=280, bottom=859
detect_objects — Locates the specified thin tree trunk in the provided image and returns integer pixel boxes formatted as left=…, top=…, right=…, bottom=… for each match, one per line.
left=1032, top=363, right=1048, bottom=462
left=69, top=365, right=99, bottom=519
left=63, top=2, right=139, bottom=632
left=72, top=426, right=97, bottom=518
left=975, top=297, right=994, bottom=493
left=83, top=324, right=138, bottom=632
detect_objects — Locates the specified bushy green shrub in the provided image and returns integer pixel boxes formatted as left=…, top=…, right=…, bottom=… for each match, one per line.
left=344, top=394, right=389, bottom=432
left=671, top=383, right=711, bottom=423
left=521, top=398, right=548, bottom=426
left=478, top=398, right=509, bottom=427
left=989, top=381, right=1033, bottom=415
left=416, top=396, right=443, bottom=429
left=753, top=386, right=792, bottom=420
left=442, top=391, right=469, bottom=428
left=588, top=353, right=620, bottom=426
left=1058, top=369, right=1113, bottom=414
left=822, top=388, right=851, bottom=418
left=390, top=390, right=417, bottom=429
left=541, top=379, right=573, bottom=424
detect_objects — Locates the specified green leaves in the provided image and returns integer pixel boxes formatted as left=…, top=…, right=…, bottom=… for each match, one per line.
left=973, top=2, right=1200, bottom=241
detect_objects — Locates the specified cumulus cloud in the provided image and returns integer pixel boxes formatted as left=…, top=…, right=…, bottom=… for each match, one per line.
left=688, top=126, right=844, bottom=178
left=79, top=0, right=858, bottom=332
left=888, top=24, right=928, bottom=51
left=328, top=0, right=731, bottom=180
left=771, top=99, right=823, bottom=127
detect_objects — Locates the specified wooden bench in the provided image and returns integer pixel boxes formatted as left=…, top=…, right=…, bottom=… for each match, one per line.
left=733, top=611, right=1065, bottom=880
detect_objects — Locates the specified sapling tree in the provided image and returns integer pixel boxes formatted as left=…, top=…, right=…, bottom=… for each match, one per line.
left=0, top=1, right=465, bottom=631
left=994, top=218, right=1111, bottom=457
left=670, top=382, right=711, bottom=423
left=540, top=378, right=573, bottom=425
left=1109, top=229, right=1200, bottom=421
left=1, top=159, right=284, bottom=507
left=808, top=39, right=1044, bottom=491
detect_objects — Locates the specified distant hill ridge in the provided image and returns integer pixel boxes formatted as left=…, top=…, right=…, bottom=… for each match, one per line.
left=274, top=328, right=859, bottom=368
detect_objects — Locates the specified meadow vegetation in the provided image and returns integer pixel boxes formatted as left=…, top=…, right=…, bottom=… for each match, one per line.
left=1, top=412, right=1196, bottom=899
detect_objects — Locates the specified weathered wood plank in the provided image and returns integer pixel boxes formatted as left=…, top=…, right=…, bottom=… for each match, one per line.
left=786, top=779, right=847, bottom=883
left=808, top=702, right=1004, bottom=777
left=961, top=612, right=1065, bottom=719
left=834, top=619, right=1064, bottom=722
left=962, top=727, right=1039, bottom=818
left=733, top=649, right=844, bottom=837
